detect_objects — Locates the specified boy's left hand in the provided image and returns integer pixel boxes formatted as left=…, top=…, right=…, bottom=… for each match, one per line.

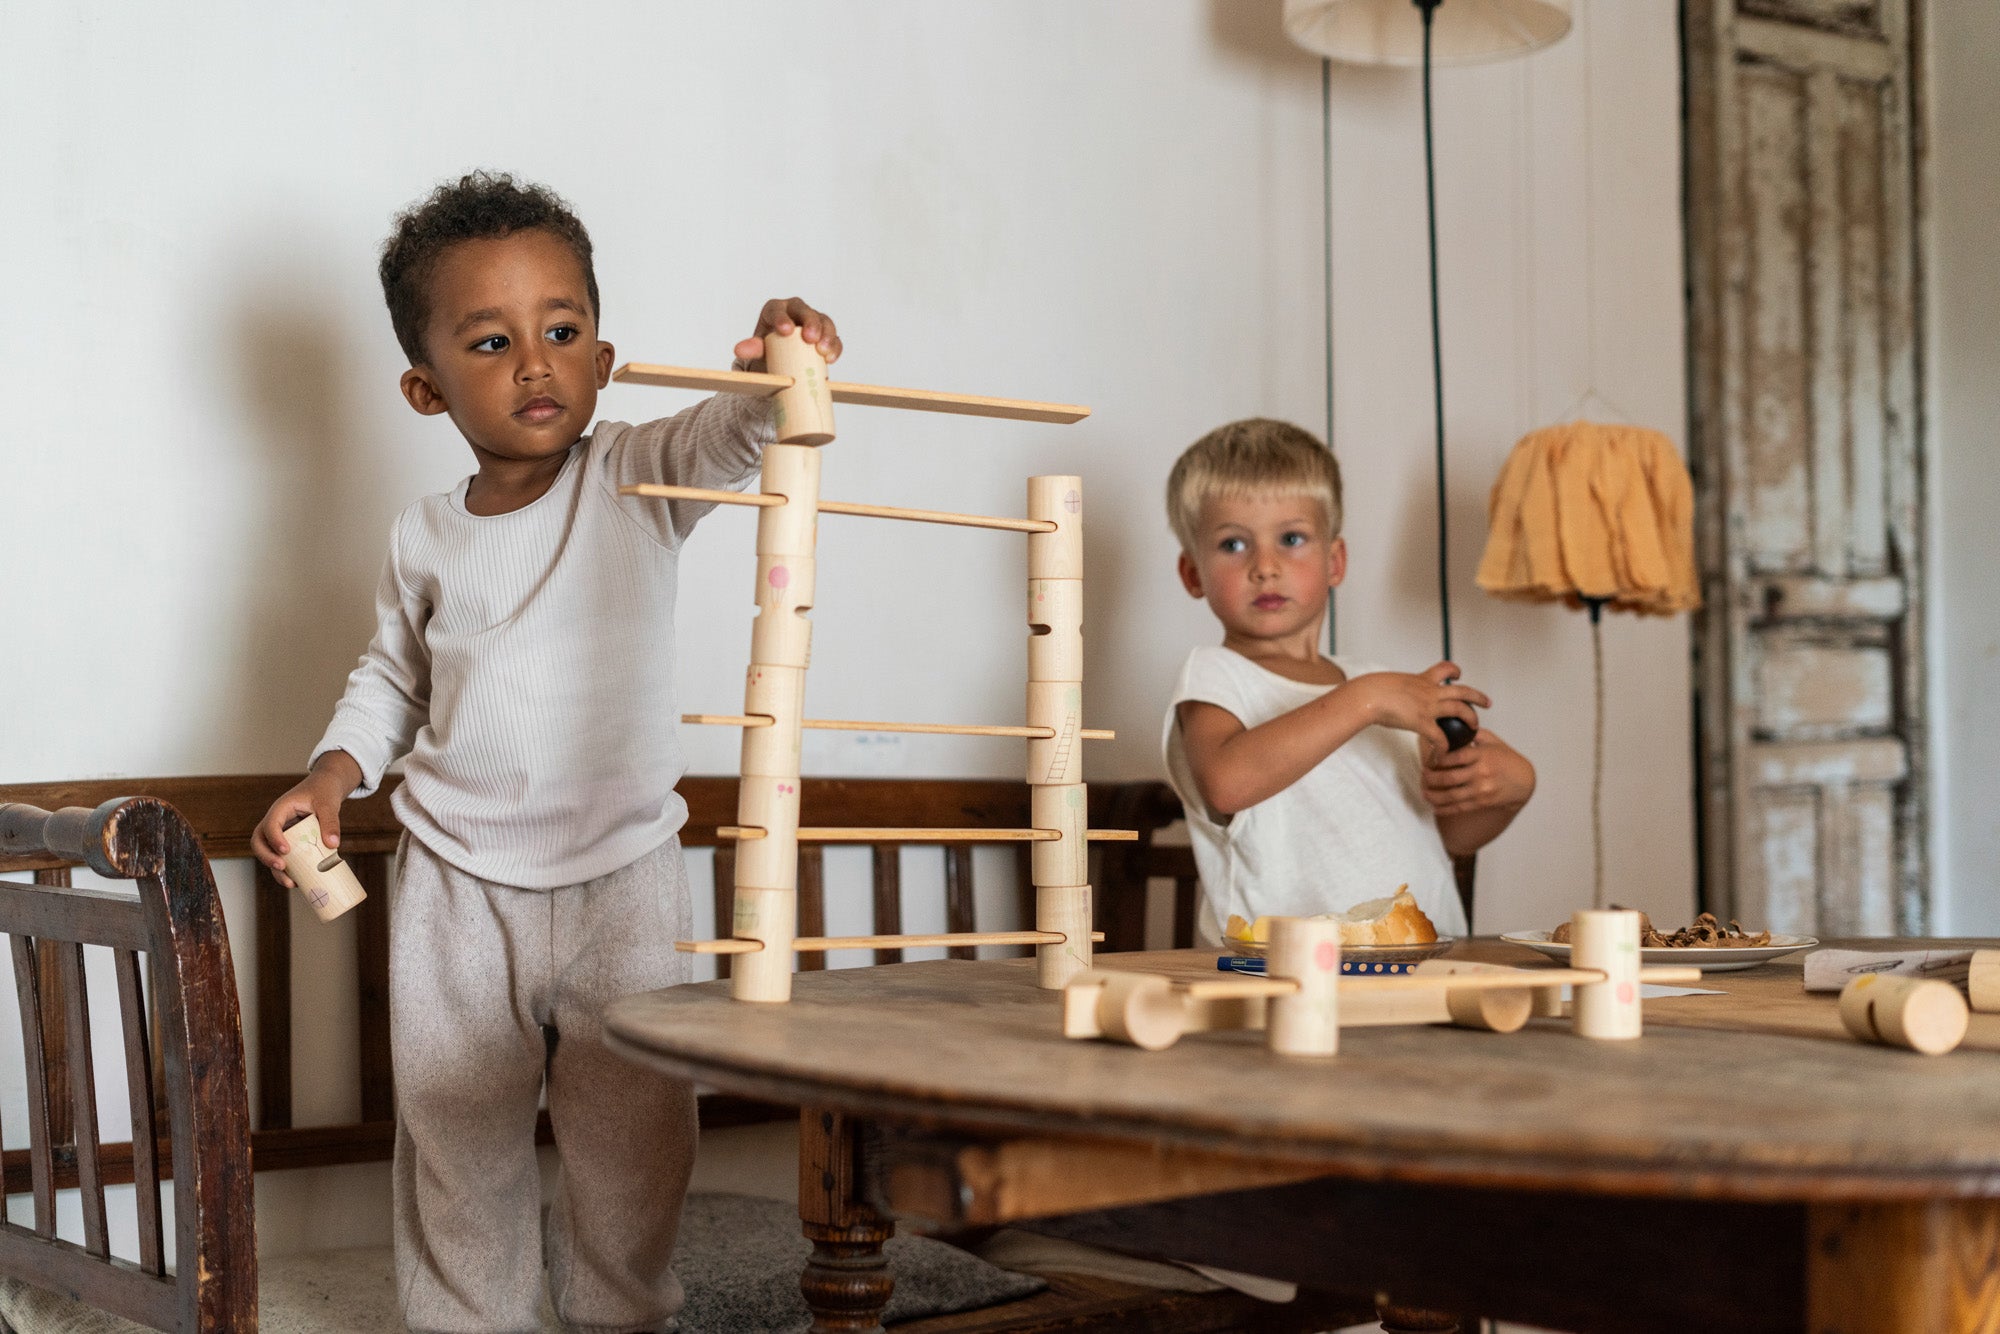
left=1421, top=729, right=1535, bottom=817
left=735, top=297, right=841, bottom=371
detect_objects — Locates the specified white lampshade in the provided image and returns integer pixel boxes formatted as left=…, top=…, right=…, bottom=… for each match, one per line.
left=1283, top=0, right=1571, bottom=66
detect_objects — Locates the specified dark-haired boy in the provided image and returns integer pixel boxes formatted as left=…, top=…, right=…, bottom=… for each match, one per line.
left=251, top=172, right=840, bottom=1333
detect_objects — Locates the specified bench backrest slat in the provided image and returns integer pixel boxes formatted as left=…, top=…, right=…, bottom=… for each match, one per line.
left=869, top=850, right=902, bottom=965
left=10, top=933, right=58, bottom=1237
left=353, top=852, right=394, bottom=1123
left=253, top=861, right=293, bottom=1132
left=944, top=848, right=977, bottom=960
left=112, top=947, right=165, bottom=1276
left=55, top=940, right=110, bottom=1257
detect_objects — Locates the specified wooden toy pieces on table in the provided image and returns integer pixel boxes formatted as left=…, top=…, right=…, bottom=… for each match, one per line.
left=278, top=813, right=367, bottom=923
left=613, top=332, right=1119, bottom=1003
left=1839, top=974, right=1970, bottom=1055
left=1065, top=909, right=1704, bottom=1056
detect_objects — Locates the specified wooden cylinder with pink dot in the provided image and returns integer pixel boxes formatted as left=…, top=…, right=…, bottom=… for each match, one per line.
left=731, top=347, right=828, bottom=1004
left=1266, top=917, right=1341, bottom=1056
left=1569, top=909, right=1643, bottom=1040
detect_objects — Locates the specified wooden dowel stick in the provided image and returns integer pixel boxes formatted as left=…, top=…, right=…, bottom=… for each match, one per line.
left=1184, top=977, right=1298, bottom=1001
left=612, top=362, right=1090, bottom=424
left=681, top=714, right=1114, bottom=740
left=620, top=483, right=785, bottom=508
left=718, top=826, right=1137, bottom=843
left=680, top=930, right=1105, bottom=955
left=794, top=930, right=1103, bottom=952
left=819, top=499, right=1054, bottom=534
left=622, top=486, right=1059, bottom=535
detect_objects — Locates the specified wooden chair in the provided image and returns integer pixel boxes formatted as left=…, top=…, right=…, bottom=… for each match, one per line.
left=0, top=795, right=254, bottom=1330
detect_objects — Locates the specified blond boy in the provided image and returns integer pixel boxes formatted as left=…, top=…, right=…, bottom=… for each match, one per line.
left=1163, top=418, right=1535, bottom=942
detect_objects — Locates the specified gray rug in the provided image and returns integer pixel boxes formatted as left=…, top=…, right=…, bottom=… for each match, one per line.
left=0, top=1191, right=1044, bottom=1333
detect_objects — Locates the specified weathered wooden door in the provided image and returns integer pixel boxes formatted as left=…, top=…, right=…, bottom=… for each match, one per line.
left=1684, top=0, right=1926, bottom=934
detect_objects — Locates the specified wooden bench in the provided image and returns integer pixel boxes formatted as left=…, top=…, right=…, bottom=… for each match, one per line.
left=0, top=775, right=1379, bottom=1331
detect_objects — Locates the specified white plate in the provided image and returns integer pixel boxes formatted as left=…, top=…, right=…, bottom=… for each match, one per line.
left=1226, top=937, right=1456, bottom=964
left=1498, top=930, right=1818, bottom=973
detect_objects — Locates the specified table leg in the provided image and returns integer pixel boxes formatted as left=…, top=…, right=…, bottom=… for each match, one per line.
left=1808, top=1200, right=2000, bottom=1333
left=799, top=1106, right=895, bottom=1333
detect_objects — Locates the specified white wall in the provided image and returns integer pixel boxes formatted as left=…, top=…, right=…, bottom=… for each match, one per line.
left=1929, top=3, right=2000, bottom=933
left=1, top=1, right=1690, bottom=1257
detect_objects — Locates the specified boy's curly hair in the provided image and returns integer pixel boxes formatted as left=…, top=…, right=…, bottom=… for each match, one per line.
left=379, top=171, right=600, bottom=365
left=1166, top=418, right=1344, bottom=553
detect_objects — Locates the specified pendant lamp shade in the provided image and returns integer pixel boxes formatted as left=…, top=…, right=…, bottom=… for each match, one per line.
left=1283, top=0, right=1572, bottom=66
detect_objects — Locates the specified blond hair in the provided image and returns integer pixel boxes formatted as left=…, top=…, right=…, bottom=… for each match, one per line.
left=1165, top=418, right=1343, bottom=553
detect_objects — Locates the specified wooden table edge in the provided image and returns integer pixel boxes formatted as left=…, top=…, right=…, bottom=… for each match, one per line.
left=606, top=1027, right=2000, bottom=1206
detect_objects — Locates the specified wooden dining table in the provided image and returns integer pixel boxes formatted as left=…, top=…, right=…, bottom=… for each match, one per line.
left=603, top=938, right=2000, bottom=1334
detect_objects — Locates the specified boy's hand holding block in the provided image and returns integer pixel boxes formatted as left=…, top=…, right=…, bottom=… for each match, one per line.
left=278, top=813, right=366, bottom=922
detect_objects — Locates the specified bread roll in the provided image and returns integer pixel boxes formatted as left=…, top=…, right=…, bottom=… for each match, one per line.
left=1224, top=887, right=1439, bottom=947
left=1335, top=887, right=1437, bottom=947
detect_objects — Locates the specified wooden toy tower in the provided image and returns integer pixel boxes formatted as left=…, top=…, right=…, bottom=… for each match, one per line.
left=613, top=332, right=1124, bottom=1003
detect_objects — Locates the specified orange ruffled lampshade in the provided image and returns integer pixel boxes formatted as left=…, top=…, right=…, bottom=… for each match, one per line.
left=1475, top=421, right=1700, bottom=616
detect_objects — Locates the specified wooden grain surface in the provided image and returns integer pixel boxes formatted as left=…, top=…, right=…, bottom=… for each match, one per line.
left=605, top=939, right=2000, bottom=1203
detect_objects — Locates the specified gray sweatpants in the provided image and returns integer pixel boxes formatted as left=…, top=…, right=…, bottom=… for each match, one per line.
left=391, top=834, right=698, bottom=1334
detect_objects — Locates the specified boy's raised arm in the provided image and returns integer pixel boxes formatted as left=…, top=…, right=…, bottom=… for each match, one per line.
left=1179, top=664, right=1486, bottom=817
left=607, top=298, right=841, bottom=547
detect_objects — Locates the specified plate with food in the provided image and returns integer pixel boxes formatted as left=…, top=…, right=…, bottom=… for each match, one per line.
left=1500, top=912, right=1815, bottom=972
left=1224, top=886, right=1455, bottom=963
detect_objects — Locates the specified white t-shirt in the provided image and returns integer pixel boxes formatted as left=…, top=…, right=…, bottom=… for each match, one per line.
left=1161, top=645, right=1468, bottom=945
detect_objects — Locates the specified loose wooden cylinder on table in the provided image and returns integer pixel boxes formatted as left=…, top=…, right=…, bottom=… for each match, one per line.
left=1969, top=951, right=2000, bottom=1014
left=751, top=554, right=815, bottom=667
left=1570, top=909, right=1642, bottom=1040
left=1412, top=960, right=1535, bottom=1033
left=1027, top=475, right=1084, bottom=580
left=764, top=330, right=836, bottom=445
left=1096, top=972, right=1187, bottom=1051
left=755, top=444, right=823, bottom=555
left=1036, top=884, right=1092, bottom=989
left=1839, top=975, right=1969, bottom=1055
left=730, top=885, right=796, bottom=1003
left=1025, top=682, right=1084, bottom=786
left=1027, top=579, right=1084, bottom=681
left=1266, top=917, right=1341, bottom=1057
left=279, top=813, right=367, bottom=923
left=1031, top=783, right=1089, bottom=886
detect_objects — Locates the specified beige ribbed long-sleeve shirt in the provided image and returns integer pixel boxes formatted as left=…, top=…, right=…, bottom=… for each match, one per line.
left=312, top=394, right=774, bottom=888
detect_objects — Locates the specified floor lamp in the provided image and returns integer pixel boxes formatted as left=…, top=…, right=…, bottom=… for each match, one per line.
left=1283, top=0, right=1570, bottom=739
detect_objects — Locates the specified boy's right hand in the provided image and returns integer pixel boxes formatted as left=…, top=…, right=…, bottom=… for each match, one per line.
left=1349, top=662, right=1489, bottom=762
left=251, top=752, right=362, bottom=890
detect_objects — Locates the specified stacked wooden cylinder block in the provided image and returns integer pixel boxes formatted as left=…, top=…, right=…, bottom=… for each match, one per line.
left=1027, top=475, right=1091, bottom=990
left=731, top=334, right=832, bottom=1002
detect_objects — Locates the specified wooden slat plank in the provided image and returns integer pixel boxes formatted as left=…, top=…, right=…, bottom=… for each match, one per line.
left=353, top=854, right=393, bottom=1124
left=11, top=936, right=57, bottom=1235
left=945, top=848, right=976, bottom=961
left=0, top=1222, right=175, bottom=1332
left=32, top=872, right=74, bottom=1153
left=797, top=848, right=826, bottom=973
left=712, top=846, right=736, bottom=982
left=870, top=847, right=903, bottom=965
left=0, top=882, right=151, bottom=951
left=112, top=949, right=164, bottom=1276
left=1013, top=846, right=1036, bottom=959
left=55, top=943, right=108, bottom=1257
left=1737, top=13, right=1895, bottom=79
left=252, top=861, right=292, bottom=1132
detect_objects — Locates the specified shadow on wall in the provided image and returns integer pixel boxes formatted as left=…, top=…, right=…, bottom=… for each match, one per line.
left=211, top=277, right=394, bottom=775
left=1206, top=0, right=1306, bottom=71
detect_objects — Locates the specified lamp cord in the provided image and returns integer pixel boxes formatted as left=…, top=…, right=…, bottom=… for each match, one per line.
left=1418, top=0, right=1451, bottom=664
left=1322, top=54, right=1338, bottom=656
left=1590, top=598, right=1606, bottom=908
